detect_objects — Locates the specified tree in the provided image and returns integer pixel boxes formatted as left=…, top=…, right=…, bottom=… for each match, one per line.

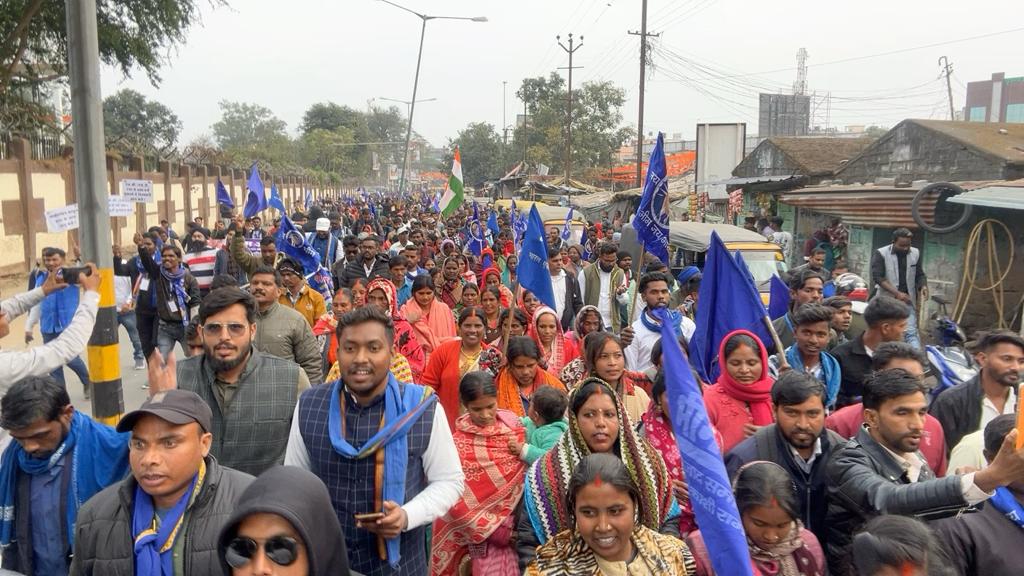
left=513, top=73, right=629, bottom=177
left=366, top=104, right=406, bottom=168
left=103, top=89, right=180, bottom=157
left=864, top=125, right=888, bottom=138
left=299, top=102, right=370, bottom=176
left=444, top=122, right=506, bottom=187
left=0, top=0, right=225, bottom=97
left=211, top=100, right=293, bottom=168
left=299, top=127, right=359, bottom=176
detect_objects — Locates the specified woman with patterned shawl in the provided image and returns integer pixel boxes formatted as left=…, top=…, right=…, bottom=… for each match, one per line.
left=515, top=377, right=680, bottom=571
left=526, top=453, right=696, bottom=576
left=494, top=336, right=566, bottom=418
left=400, top=275, right=457, bottom=365
left=527, top=306, right=579, bottom=378
left=432, top=372, right=527, bottom=576
left=438, top=256, right=465, bottom=310
left=366, top=277, right=426, bottom=381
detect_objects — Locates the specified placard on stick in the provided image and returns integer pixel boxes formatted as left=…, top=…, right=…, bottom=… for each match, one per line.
left=121, top=179, right=154, bottom=203
left=45, top=204, right=80, bottom=232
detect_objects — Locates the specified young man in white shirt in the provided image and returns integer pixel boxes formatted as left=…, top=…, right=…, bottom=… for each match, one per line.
left=625, top=271, right=695, bottom=373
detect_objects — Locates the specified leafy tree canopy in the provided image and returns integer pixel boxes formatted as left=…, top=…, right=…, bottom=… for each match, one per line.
left=103, top=88, right=180, bottom=156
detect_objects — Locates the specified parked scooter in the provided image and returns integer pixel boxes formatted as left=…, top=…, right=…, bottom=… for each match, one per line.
left=926, top=294, right=977, bottom=400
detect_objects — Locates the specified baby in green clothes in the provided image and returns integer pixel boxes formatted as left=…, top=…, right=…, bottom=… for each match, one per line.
left=508, top=385, right=568, bottom=463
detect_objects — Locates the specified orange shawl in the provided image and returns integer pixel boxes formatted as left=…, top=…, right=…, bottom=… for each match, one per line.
left=400, top=297, right=456, bottom=362
left=495, top=365, right=566, bottom=417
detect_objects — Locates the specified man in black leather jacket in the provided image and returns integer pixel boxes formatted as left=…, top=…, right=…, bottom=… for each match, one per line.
left=825, top=368, right=1024, bottom=576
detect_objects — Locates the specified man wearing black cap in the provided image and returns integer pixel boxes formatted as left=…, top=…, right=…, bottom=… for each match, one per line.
left=71, top=389, right=253, bottom=575
left=276, top=257, right=326, bottom=329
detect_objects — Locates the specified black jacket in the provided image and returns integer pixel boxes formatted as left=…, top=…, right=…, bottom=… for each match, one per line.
left=831, top=333, right=873, bottom=408
left=339, top=254, right=390, bottom=288
left=725, top=424, right=845, bottom=549
left=71, top=457, right=253, bottom=576
left=2, top=451, right=74, bottom=575
left=217, top=466, right=351, bottom=576
left=933, top=489, right=1024, bottom=576
left=928, top=374, right=985, bottom=457
left=825, top=427, right=971, bottom=576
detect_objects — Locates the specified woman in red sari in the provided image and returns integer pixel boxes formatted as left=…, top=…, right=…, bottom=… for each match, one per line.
left=400, top=275, right=457, bottom=364
left=433, top=372, right=527, bottom=576
left=527, top=306, right=579, bottom=378
left=703, top=329, right=775, bottom=453
left=481, top=266, right=513, bottom=308
left=366, top=277, right=426, bottom=381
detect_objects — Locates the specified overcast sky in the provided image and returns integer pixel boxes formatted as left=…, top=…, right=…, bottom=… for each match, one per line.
left=100, top=0, right=1023, bottom=149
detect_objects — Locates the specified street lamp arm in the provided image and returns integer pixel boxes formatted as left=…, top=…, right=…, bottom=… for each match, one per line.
left=431, top=15, right=489, bottom=22
left=377, top=0, right=426, bottom=19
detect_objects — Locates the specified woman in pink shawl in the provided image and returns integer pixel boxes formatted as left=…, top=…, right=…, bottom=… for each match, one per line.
left=367, top=277, right=426, bottom=381
left=527, top=306, right=579, bottom=378
left=399, top=274, right=457, bottom=364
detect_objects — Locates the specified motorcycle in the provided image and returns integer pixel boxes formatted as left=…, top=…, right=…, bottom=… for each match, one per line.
left=925, top=294, right=977, bottom=399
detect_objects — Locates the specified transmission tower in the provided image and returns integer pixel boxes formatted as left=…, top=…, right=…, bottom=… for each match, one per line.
left=794, top=48, right=808, bottom=95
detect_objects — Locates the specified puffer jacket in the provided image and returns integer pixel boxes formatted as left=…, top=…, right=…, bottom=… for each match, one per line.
left=825, top=427, right=971, bottom=576
left=70, top=457, right=253, bottom=576
left=339, top=253, right=390, bottom=288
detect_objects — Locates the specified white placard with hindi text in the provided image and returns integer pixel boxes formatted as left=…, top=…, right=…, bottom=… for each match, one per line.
left=45, top=204, right=79, bottom=232
left=108, top=195, right=133, bottom=217
left=121, top=179, right=153, bottom=203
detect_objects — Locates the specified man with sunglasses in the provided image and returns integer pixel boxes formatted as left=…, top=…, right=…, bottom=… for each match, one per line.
left=217, top=466, right=353, bottom=575
left=175, top=287, right=310, bottom=477
left=71, top=389, right=253, bottom=575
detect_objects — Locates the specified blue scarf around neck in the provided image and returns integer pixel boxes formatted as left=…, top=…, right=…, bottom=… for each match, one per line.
left=0, top=411, right=129, bottom=548
left=132, top=460, right=205, bottom=576
left=640, top=306, right=683, bottom=337
left=160, top=265, right=190, bottom=325
left=784, top=345, right=841, bottom=408
left=327, top=374, right=436, bottom=568
left=989, top=487, right=1024, bottom=529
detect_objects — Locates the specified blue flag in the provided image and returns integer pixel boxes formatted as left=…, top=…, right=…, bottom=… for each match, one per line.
left=304, top=189, right=313, bottom=211
left=468, top=202, right=485, bottom=256
left=431, top=193, right=441, bottom=214
left=274, top=215, right=334, bottom=301
left=243, top=162, right=266, bottom=219
left=580, top=227, right=591, bottom=260
left=689, top=231, right=773, bottom=382
left=631, top=132, right=670, bottom=265
left=656, top=308, right=755, bottom=576
left=487, top=210, right=500, bottom=235
left=269, top=184, right=286, bottom=213
left=517, top=205, right=557, bottom=310
left=368, top=202, right=377, bottom=220
left=215, top=178, right=234, bottom=209
left=769, top=274, right=791, bottom=320
left=560, top=207, right=574, bottom=241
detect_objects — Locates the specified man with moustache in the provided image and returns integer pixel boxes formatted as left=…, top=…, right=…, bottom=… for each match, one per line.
left=578, top=242, right=629, bottom=333
left=624, top=271, right=694, bottom=374
left=176, top=287, right=309, bottom=476
left=248, top=266, right=323, bottom=384
left=870, top=227, right=927, bottom=348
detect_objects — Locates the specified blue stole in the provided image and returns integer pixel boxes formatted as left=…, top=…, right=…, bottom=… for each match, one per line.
left=990, top=487, right=1024, bottom=529
left=132, top=461, right=205, bottom=576
left=784, top=345, right=841, bottom=408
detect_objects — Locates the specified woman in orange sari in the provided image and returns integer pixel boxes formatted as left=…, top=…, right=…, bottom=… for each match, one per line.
left=400, top=274, right=457, bottom=364
left=494, top=336, right=566, bottom=417
left=432, top=372, right=526, bottom=576
left=366, top=277, right=426, bottom=381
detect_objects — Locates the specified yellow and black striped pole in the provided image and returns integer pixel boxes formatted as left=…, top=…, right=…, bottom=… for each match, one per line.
left=66, top=0, right=124, bottom=425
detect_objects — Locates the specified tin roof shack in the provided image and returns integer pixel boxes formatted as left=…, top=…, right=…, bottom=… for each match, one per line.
left=834, top=119, right=1024, bottom=184
left=733, top=137, right=875, bottom=184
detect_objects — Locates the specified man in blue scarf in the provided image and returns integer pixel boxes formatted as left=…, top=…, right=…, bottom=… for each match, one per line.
left=284, top=306, right=464, bottom=575
left=0, top=376, right=129, bottom=575
left=769, top=303, right=842, bottom=410
left=625, top=271, right=695, bottom=374
left=71, top=389, right=253, bottom=575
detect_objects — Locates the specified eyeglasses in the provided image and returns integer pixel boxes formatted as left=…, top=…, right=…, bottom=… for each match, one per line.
left=225, top=536, right=300, bottom=568
left=201, top=322, right=248, bottom=337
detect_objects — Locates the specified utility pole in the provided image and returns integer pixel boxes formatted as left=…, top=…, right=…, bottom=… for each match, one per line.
left=65, top=0, right=122, bottom=422
left=629, top=0, right=660, bottom=188
left=557, top=33, right=583, bottom=183
left=503, top=81, right=508, bottom=145
left=939, top=56, right=955, bottom=121
left=522, top=95, right=528, bottom=166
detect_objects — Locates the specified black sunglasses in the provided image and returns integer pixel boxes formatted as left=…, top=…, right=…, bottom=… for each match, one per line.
left=225, top=536, right=300, bottom=568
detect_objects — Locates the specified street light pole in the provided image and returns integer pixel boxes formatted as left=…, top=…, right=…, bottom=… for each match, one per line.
left=380, top=0, right=486, bottom=196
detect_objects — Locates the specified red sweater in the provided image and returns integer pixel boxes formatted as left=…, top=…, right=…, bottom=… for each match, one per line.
left=702, top=384, right=775, bottom=454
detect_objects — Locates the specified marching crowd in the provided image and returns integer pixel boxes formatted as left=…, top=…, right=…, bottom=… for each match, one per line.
left=0, top=194, right=1022, bottom=576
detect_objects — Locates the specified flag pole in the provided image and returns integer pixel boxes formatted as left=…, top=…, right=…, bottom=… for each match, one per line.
left=762, top=314, right=790, bottom=371
left=626, top=247, right=646, bottom=326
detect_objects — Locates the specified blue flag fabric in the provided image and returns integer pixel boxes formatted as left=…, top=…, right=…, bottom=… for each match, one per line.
left=431, top=193, right=441, bottom=214
left=656, top=308, right=755, bottom=576
left=517, top=205, right=557, bottom=310
left=560, top=207, right=574, bottom=241
left=487, top=210, right=500, bottom=235
left=243, top=163, right=267, bottom=219
left=689, top=231, right=773, bottom=382
left=304, top=189, right=313, bottom=211
left=468, top=203, right=485, bottom=256
left=580, top=227, right=591, bottom=260
left=769, top=274, right=791, bottom=320
left=215, top=178, right=234, bottom=209
left=631, top=132, right=670, bottom=265
left=269, top=184, right=286, bottom=213
left=274, top=215, right=334, bottom=301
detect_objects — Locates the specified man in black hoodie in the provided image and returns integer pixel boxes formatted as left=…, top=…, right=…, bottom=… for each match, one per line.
left=217, top=466, right=352, bottom=575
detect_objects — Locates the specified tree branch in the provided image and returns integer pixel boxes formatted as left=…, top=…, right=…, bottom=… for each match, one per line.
left=0, top=0, right=47, bottom=95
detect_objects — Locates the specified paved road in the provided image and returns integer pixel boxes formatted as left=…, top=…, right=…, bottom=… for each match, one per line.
left=1, top=305, right=160, bottom=417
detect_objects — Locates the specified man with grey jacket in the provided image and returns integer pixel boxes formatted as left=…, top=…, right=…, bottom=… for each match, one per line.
left=71, top=389, right=253, bottom=575
left=248, top=266, right=323, bottom=384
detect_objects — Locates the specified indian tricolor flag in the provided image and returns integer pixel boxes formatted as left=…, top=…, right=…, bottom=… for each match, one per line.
left=440, top=146, right=464, bottom=217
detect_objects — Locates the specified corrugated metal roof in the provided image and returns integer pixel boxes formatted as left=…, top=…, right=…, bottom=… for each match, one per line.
left=694, top=175, right=801, bottom=186
left=948, top=186, right=1024, bottom=210
left=777, top=185, right=938, bottom=229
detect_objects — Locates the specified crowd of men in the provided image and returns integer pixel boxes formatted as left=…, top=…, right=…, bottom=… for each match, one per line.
left=0, top=192, right=1021, bottom=576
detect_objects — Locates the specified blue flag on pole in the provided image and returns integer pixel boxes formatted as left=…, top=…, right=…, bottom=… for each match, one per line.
left=304, top=189, right=313, bottom=211
left=468, top=202, right=485, bottom=256
left=517, top=205, right=557, bottom=310
left=560, top=207, right=574, bottom=241
left=580, top=227, right=591, bottom=260
left=656, top=308, right=755, bottom=576
left=632, top=132, right=670, bottom=265
left=431, top=193, right=441, bottom=214
left=274, top=215, right=334, bottom=301
left=215, top=178, right=234, bottom=209
left=689, top=231, right=773, bottom=382
left=769, top=274, right=791, bottom=320
left=487, top=210, right=500, bottom=235
left=269, top=184, right=286, bottom=213
left=243, top=163, right=267, bottom=218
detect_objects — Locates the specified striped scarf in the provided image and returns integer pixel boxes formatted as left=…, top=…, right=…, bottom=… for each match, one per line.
left=523, top=377, right=674, bottom=544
